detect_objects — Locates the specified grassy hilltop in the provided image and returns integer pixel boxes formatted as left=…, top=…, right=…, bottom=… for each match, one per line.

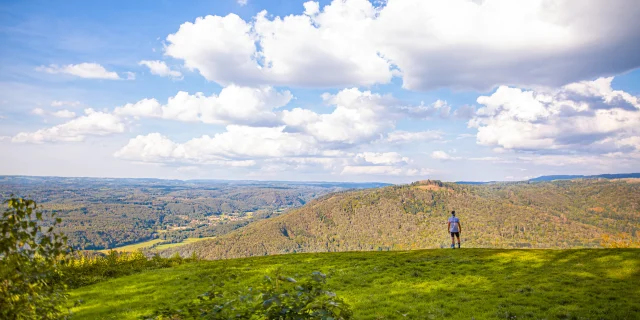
left=157, top=179, right=640, bottom=260
left=70, top=249, right=640, bottom=319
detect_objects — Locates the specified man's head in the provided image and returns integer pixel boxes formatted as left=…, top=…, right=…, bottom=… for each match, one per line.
left=451, top=210, right=456, bottom=216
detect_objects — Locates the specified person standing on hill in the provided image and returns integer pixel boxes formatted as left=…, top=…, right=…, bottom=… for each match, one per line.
left=448, top=211, right=462, bottom=249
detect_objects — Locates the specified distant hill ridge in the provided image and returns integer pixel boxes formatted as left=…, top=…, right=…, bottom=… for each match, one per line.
left=528, top=173, right=640, bottom=182
left=456, top=172, right=640, bottom=185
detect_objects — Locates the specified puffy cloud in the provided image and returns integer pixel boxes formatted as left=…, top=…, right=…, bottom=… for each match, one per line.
left=164, top=1, right=391, bottom=87
left=397, top=100, right=451, bottom=119
left=114, top=85, right=292, bottom=126
left=114, top=124, right=434, bottom=175
left=470, top=77, right=640, bottom=154
left=139, top=60, right=182, bottom=79
left=373, top=0, right=640, bottom=90
left=468, top=156, right=502, bottom=162
left=12, top=109, right=125, bottom=143
left=341, top=165, right=431, bottom=176
left=431, top=150, right=459, bottom=160
left=52, top=110, right=76, bottom=118
left=112, top=86, right=453, bottom=176
left=258, top=157, right=349, bottom=174
left=51, top=100, right=81, bottom=108
left=354, top=152, right=409, bottom=165
left=32, top=108, right=75, bottom=118
left=303, top=1, right=320, bottom=15
left=385, top=130, right=444, bottom=143
left=114, top=126, right=323, bottom=163
left=164, top=14, right=263, bottom=86
left=36, top=63, right=122, bottom=80
left=282, top=88, right=396, bottom=144
left=163, top=0, right=640, bottom=90
left=113, top=98, right=162, bottom=118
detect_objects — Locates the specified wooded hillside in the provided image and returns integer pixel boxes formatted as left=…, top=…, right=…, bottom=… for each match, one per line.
left=159, top=179, right=640, bottom=259
left=0, top=176, right=389, bottom=250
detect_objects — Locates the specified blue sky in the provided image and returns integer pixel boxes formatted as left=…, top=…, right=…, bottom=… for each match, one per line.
left=1, top=0, right=640, bottom=183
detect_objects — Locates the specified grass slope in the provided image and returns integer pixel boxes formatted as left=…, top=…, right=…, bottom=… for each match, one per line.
left=152, top=237, right=216, bottom=250
left=96, top=237, right=217, bottom=253
left=70, top=249, right=640, bottom=319
left=97, top=239, right=165, bottom=253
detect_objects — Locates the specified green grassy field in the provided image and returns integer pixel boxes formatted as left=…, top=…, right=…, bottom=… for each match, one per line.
left=70, top=249, right=640, bottom=319
left=97, top=239, right=165, bottom=253
left=97, top=237, right=215, bottom=253
left=152, top=237, right=216, bottom=251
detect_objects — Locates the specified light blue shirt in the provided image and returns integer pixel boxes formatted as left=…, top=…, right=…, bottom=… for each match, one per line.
left=448, top=216, right=460, bottom=232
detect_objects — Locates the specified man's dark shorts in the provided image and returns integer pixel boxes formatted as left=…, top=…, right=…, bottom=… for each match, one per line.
left=450, top=232, right=460, bottom=237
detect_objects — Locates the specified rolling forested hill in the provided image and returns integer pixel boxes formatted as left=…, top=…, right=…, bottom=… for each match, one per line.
left=159, top=179, right=640, bottom=259
left=0, top=176, right=389, bottom=250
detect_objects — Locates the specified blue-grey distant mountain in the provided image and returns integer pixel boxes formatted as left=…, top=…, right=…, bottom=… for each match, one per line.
left=529, top=173, right=640, bottom=182
left=454, top=181, right=496, bottom=185
left=455, top=173, right=640, bottom=184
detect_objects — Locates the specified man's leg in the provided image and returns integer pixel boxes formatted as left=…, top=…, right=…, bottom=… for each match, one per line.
left=451, top=233, right=455, bottom=248
left=456, top=234, right=461, bottom=248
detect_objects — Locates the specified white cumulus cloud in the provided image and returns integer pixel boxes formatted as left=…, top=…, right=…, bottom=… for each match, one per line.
left=52, top=110, right=76, bottom=118
left=384, top=130, right=444, bottom=144
left=114, top=126, right=324, bottom=163
left=163, top=0, right=640, bottom=90
left=51, top=100, right=81, bottom=108
left=12, top=109, right=126, bottom=143
left=354, top=152, right=409, bottom=165
left=164, top=1, right=391, bottom=87
left=431, top=150, right=459, bottom=161
left=341, top=165, right=431, bottom=176
left=470, top=77, right=640, bottom=154
left=114, top=85, right=292, bottom=126
left=31, top=108, right=76, bottom=118
left=396, top=100, right=451, bottom=119
left=36, top=63, right=122, bottom=80
left=282, top=88, right=397, bottom=144
left=139, top=60, right=183, bottom=79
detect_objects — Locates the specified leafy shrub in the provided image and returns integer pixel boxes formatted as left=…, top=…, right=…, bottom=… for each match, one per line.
left=0, top=197, right=71, bottom=320
left=147, top=271, right=353, bottom=319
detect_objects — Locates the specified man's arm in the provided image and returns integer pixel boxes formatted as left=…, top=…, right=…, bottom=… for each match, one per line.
left=458, top=221, right=462, bottom=233
left=447, top=221, right=451, bottom=232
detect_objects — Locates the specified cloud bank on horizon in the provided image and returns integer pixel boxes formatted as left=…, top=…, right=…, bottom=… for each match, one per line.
left=1, top=0, right=639, bottom=182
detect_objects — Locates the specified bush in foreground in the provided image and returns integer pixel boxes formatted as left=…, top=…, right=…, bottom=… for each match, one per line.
left=1, top=198, right=71, bottom=320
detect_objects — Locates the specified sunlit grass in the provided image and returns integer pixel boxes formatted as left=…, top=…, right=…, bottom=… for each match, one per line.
left=152, top=237, right=216, bottom=251
left=69, top=249, right=640, bottom=319
left=97, top=239, right=165, bottom=253
left=96, top=237, right=216, bottom=253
